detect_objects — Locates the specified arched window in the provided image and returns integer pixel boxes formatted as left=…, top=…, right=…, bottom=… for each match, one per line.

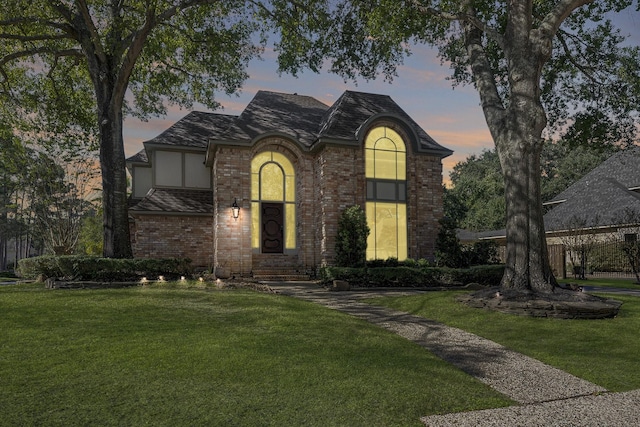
left=365, top=127, right=407, bottom=260
left=251, top=151, right=296, bottom=252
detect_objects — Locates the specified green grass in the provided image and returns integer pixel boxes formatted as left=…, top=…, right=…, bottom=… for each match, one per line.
left=559, top=277, right=640, bottom=289
left=367, top=290, right=640, bottom=392
left=0, top=283, right=511, bottom=427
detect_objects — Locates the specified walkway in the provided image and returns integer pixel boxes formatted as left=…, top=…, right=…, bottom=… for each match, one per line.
left=267, top=282, right=640, bottom=426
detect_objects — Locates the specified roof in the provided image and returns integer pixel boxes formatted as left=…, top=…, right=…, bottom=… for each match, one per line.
left=142, top=111, right=236, bottom=148
left=457, top=228, right=506, bottom=243
left=126, top=89, right=453, bottom=164
left=129, top=188, right=213, bottom=215
left=218, top=91, right=329, bottom=148
left=318, top=91, right=452, bottom=155
left=544, top=147, right=640, bottom=232
left=127, top=149, right=148, bottom=163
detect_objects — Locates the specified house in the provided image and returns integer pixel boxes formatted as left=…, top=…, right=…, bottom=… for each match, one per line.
left=543, top=147, right=640, bottom=277
left=127, top=90, right=453, bottom=277
left=543, top=147, right=640, bottom=234
left=459, top=147, right=640, bottom=278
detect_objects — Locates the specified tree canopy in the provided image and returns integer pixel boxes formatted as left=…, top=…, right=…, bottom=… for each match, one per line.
left=448, top=141, right=621, bottom=232
left=265, top=0, right=640, bottom=293
left=0, top=0, right=264, bottom=258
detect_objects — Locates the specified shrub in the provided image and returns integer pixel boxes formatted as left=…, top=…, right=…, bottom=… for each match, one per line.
left=334, top=205, right=369, bottom=267
left=318, top=266, right=369, bottom=287
left=367, top=266, right=436, bottom=287
left=318, top=264, right=504, bottom=288
left=17, top=256, right=192, bottom=281
left=431, top=265, right=505, bottom=286
left=366, top=259, right=386, bottom=268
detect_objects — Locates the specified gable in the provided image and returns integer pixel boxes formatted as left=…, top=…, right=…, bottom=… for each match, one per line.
left=216, top=91, right=330, bottom=148
left=317, top=91, right=453, bottom=157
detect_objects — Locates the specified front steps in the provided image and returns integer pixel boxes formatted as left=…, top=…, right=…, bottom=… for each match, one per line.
left=251, top=254, right=311, bottom=281
left=252, top=268, right=311, bottom=281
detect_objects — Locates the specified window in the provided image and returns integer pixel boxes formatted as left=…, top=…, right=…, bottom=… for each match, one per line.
left=251, top=151, right=296, bottom=251
left=154, top=150, right=210, bottom=189
left=365, top=127, right=407, bottom=260
left=155, top=151, right=182, bottom=187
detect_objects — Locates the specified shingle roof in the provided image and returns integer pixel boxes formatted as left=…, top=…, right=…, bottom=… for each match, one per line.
left=127, top=149, right=148, bottom=163
left=549, top=148, right=640, bottom=203
left=318, top=91, right=452, bottom=156
left=544, top=148, right=640, bottom=232
left=129, top=188, right=213, bottom=214
left=217, top=91, right=330, bottom=147
left=127, top=90, right=452, bottom=158
left=143, top=111, right=236, bottom=148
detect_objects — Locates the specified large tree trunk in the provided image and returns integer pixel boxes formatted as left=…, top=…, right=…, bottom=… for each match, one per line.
left=497, top=130, right=556, bottom=293
left=98, top=99, right=132, bottom=259
left=465, top=1, right=558, bottom=294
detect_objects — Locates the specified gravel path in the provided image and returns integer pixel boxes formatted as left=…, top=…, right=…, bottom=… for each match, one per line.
left=267, top=282, right=640, bottom=426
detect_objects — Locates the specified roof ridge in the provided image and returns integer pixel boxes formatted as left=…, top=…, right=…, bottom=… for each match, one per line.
left=317, top=91, right=350, bottom=138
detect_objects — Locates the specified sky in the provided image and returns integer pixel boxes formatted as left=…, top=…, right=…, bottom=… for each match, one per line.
left=122, top=9, right=640, bottom=185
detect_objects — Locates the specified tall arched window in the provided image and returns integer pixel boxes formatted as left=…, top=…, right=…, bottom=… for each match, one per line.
left=251, top=151, right=296, bottom=253
left=365, top=127, right=407, bottom=260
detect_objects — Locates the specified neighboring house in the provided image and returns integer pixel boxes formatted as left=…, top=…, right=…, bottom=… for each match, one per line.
left=127, top=90, right=453, bottom=277
left=543, top=147, right=640, bottom=278
left=459, top=147, right=640, bottom=278
left=543, top=147, right=640, bottom=235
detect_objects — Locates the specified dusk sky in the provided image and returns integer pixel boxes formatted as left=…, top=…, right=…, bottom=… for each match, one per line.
left=122, top=10, right=639, bottom=184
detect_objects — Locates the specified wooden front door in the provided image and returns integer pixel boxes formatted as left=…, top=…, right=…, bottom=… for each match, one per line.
left=261, top=202, right=284, bottom=253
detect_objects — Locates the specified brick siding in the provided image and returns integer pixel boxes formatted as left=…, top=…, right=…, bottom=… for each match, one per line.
left=130, top=214, right=214, bottom=268
left=132, top=122, right=445, bottom=274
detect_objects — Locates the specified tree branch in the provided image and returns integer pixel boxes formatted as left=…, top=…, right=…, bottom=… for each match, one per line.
left=539, top=0, right=594, bottom=39
left=556, top=29, right=603, bottom=86
left=464, top=14, right=505, bottom=139
left=0, top=47, right=83, bottom=67
left=0, top=16, right=74, bottom=33
left=115, top=0, right=222, bottom=104
left=409, top=0, right=505, bottom=48
left=73, top=0, right=107, bottom=62
left=0, top=33, right=72, bottom=42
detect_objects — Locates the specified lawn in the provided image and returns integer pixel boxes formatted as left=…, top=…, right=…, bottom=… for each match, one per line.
left=0, top=283, right=511, bottom=427
left=367, top=290, right=640, bottom=392
left=559, top=277, right=640, bottom=290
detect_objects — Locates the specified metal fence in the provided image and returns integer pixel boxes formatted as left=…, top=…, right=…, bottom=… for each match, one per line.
left=568, top=240, right=639, bottom=280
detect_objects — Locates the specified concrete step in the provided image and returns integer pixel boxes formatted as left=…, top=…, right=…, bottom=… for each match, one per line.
left=252, top=269, right=310, bottom=281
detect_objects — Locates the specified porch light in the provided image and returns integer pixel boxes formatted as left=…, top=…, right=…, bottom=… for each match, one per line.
left=232, top=198, right=240, bottom=220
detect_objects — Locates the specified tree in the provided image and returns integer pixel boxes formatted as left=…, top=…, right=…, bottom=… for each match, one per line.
left=76, top=204, right=103, bottom=256
left=448, top=149, right=505, bottom=232
left=540, top=141, right=618, bottom=203
left=447, top=143, right=618, bottom=232
left=266, top=1, right=639, bottom=295
left=611, top=208, right=640, bottom=284
left=0, top=133, right=28, bottom=270
left=28, top=147, right=99, bottom=255
left=0, top=0, right=263, bottom=258
left=557, top=215, right=601, bottom=280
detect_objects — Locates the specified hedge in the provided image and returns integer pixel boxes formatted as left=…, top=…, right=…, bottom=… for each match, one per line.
left=318, top=264, right=505, bottom=288
left=17, top=255, right=192, bottom=282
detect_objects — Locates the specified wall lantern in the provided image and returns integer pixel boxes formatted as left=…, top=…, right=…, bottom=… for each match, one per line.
left=231, top=198, right=240, bottom=220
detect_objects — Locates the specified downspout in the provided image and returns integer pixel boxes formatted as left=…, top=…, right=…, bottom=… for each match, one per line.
left=212, top=155, right=219, bottom=278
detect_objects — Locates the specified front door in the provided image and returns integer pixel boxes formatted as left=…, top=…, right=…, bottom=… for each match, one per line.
left=261, top=202, right=284, bottom=253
